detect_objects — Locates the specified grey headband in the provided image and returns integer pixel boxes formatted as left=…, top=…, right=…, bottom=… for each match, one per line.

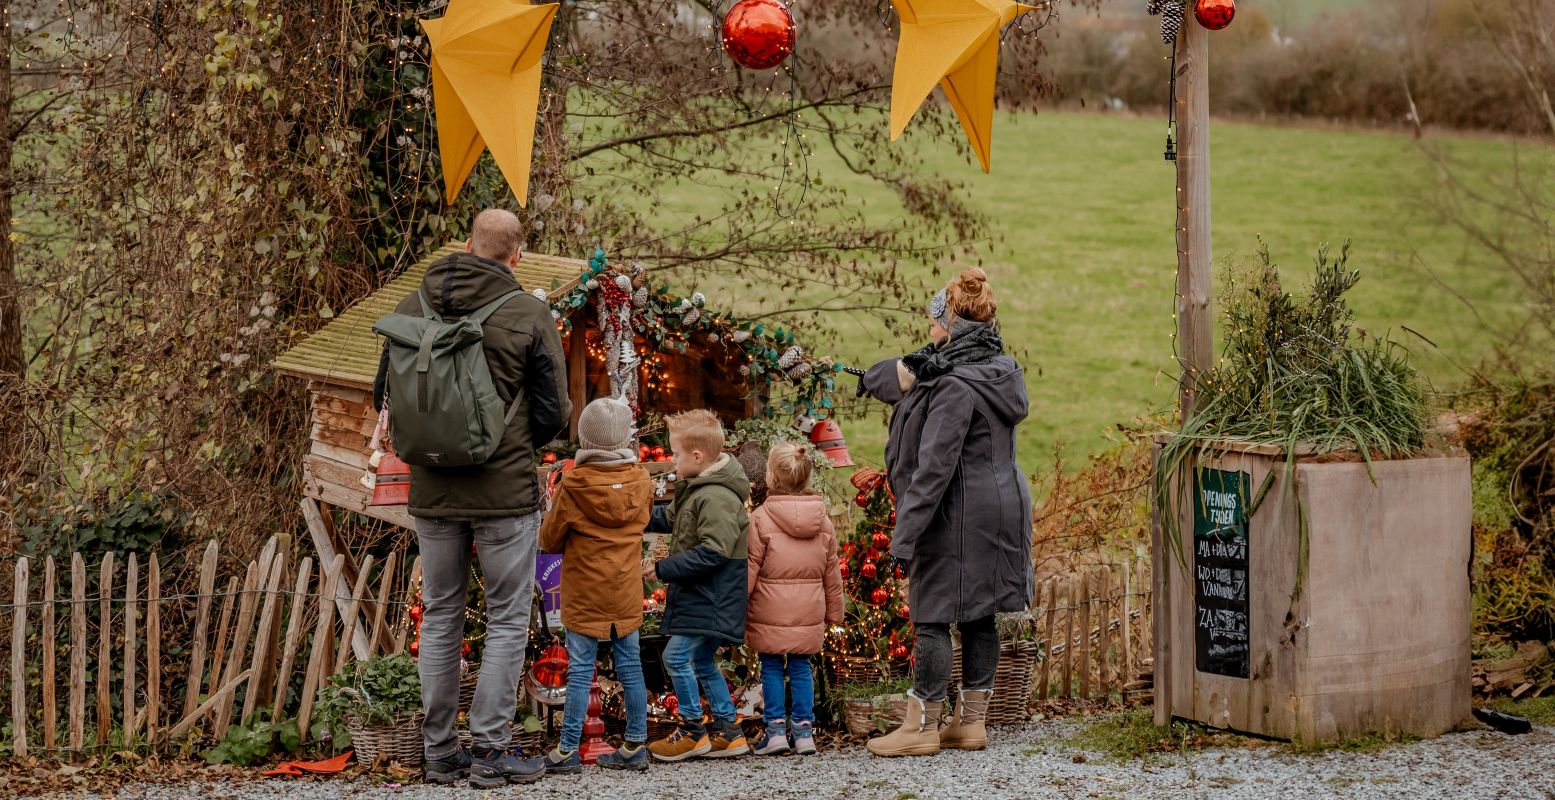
left=929, top=288, right=950, bottom=327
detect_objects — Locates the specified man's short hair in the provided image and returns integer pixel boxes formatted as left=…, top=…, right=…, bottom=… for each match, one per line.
left=665, top=409, right=725, bottom=456
left=469, top=209, right=524, bottom=261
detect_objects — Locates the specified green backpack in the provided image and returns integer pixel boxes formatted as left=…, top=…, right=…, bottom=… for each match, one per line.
left=372, top=288, right=525, bottom=467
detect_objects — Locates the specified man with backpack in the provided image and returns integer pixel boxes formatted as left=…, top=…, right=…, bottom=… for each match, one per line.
left=372, top=209, right=570, bottom=788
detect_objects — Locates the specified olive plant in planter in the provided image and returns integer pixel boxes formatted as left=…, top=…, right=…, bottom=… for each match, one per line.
left=316, top=653, right=425, bottom=765
left=1152, top=242, right=1470, bottom=742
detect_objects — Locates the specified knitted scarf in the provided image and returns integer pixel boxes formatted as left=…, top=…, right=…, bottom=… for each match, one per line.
left=902, top=319, right=1004, bottom=382
left=575, top=447, right=638, bottom=467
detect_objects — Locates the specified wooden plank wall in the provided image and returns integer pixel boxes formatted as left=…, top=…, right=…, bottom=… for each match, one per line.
left=0, top=538, right=423, bottom=759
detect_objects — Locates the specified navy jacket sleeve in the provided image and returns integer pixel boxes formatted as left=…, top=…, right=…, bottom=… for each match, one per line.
left=647, top=504, right=673, bottom=533
left=525, top=320, right=570, bottom=445
left=655, top=544, right=725, bottom=583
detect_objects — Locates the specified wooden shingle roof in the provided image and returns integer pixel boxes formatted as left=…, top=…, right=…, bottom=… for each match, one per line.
left=273, top=243, right=588, bottom=388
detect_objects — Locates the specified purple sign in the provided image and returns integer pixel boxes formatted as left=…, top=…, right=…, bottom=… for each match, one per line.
left=536, top=554, right=563, bottom=628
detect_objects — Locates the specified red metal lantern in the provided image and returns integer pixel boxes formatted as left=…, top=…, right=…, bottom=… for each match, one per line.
left=807, top=418, right=855, bottom=468
left=1194, top=0, right=1235, bottom=30
left=370, top=452, right=412, bottom=506
left=721, top=0, right=796, bottom=71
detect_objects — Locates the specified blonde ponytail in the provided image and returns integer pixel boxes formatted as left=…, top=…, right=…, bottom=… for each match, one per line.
left=766, top=442, right=815, bottom=495
left=947, top=266, right=996, bottom=322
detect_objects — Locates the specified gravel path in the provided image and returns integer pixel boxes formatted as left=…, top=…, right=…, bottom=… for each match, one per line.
left=61, top=721, right=1555, bottom=800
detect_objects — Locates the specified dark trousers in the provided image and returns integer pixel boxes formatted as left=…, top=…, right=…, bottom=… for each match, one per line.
left=911, top=615, right=998, bottom=703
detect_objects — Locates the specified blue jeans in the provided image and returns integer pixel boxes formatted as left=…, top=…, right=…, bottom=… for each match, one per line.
left=663, top=634, right=736, bottom=728
left=758, top=653, right=815, bottom=726
left=560, top=628, right=647, bottom=751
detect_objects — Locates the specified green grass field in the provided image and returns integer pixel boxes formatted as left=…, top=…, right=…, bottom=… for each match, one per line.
left=604, top=110, right=1535, bottom=470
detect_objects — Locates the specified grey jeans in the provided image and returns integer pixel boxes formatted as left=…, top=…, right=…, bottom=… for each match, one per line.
left=911, top=615, right=998, bottom=703
left=416, top=513, right=538, bottom=758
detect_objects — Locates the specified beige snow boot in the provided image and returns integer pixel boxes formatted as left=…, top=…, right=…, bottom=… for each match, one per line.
left=937, top=688, right=991, bottom=751
left=866, top=694, right=943, bottom=758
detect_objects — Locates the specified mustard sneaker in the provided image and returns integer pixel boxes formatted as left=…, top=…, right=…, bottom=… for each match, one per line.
left=648, top=726, right=712, bottom=762
left=706, top=721, right=750, bottom=758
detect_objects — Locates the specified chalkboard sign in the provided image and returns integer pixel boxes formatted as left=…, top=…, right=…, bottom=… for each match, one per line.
left=1193, top=467, right=1251, bottom=679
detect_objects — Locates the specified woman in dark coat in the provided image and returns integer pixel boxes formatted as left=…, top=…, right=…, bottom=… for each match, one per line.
left=860, top=267, right=1034, bottom=758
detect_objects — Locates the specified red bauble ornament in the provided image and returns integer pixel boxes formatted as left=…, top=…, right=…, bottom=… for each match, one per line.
left=871, top=587, right=889, bottom=606
left=888, top=511, right=896, bottom=525
left=854, top=491, right=870, bottom=508
left=721, top=0, right=796, bottom=71
left=843, top=542, right=857, bottom=555
left=860, top=561, right=877, bottom=579
left=462, top=640, right=473, bottom=657
left=897, top=604, right=910, bottom=618
left=891, top=644, right=910, bottom=659
left=542, top=452, right=558, bottom=464
left=652, top=587, right=667, bottom=604
left=664, top=694, right=680, bottom=717
left=895, top=567, right=906, bottom=581
left=871, top=531, right=890, bottom=550
left=839, top=561, right=850, bottom=580
left=1194, top=0, right=1235, bottom=30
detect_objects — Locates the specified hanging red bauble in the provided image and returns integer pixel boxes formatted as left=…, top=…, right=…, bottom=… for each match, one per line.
left=408, top=638, right=420, bottom=658
left=854, top=491, right=870, bottom=508
left=843, top=542, right=857, bottom=555
left=888, top=511, right=896, bottom=525
left=891, top=644, right=910, bottom=659
left=462, top=640, right=473, bottom=657
left=839, top=561, right=850, bottom=580
left=860, top=561, right=878, bottom=579
left=721, top=0, right=796, bottom=71
left=652, top=587, right=667, bottom=604
left=897, top=604, right=910, bottom=618
left=895, top=567, right=906, bottom=581
left=871, top=587, right=889, bottom=606
left=871, top=532, right=890, bottom=550
left=863, top=547, right=881, bottom=563
left=664, top=694, right=679, bottom=717
left=1194, top=0, right=1235, bottom=30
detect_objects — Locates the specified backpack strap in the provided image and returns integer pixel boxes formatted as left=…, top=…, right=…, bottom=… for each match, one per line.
left=468, top=288, right=530, bottom=427
left=416, top=289, right=443, bottom=323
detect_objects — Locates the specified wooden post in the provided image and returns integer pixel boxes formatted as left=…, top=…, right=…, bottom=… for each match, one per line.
left=12, top=556, right=29, bottom=759
left=242, top=552, right=287, bottom=725
left=147, top=554, right=161, bottom=743
left=272, top=557, right=314, bottom=719
left=1039, top=579, right=1055, bottom=701
left=334, top=555, right=376, bottom=672
left=367, top=552, right=398, bottom=658
left=300, top=497, right=372, bottom=660
left=43, top=555, right=57, bottom=750
left=255, top=534, right=292, bottom=705
left=1079, top=571, right=1092, bottom=700
left=205, top=576, right=238, bottom=716
left=184, top=541, right=220, bottom=719
left=96, top=553, right=114, bottom=748
left=567, top=325, right=587, bottom=439
left=298, top=555, right=345, bottom=744
left=1098, top=566, right=1113, bottom=699
left=1062, top=576, right=1075, bottom=698
left=122, top=553, right=138, bottom=743
left=1120, top=558, right=1134, bottom=688
left=214, top=560, right=262, bottom=741
left=70, top=553, right=86, bottom=752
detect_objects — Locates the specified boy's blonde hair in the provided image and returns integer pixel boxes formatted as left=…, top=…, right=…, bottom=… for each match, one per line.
left=766, top=442, right=815, bottom=495
left=665, top=409, right=725, bottom=456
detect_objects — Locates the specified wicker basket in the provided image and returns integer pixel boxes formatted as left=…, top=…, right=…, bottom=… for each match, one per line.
left=826, top=653, right=907, bottom=686
left=842, top=694, right=909, bottom=738
left=348, top=712, right=425, bottom=766
left=458, top=669, right=479, bottom=712
left=948, top=639, right=1038, bottom=725
left=457, top=722, right=545, bottom=754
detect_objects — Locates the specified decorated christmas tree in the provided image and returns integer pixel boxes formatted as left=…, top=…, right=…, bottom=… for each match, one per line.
left=827, top=469, right=913, bottom=681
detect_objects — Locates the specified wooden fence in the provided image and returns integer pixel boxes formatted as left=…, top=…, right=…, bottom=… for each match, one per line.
left=1, top=536, right=420, bottom=759
left=1031, top=556, right=1154, bottom=702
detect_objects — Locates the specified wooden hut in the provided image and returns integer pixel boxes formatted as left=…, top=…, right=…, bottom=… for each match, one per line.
left=273, top=242, right=839, bottom=654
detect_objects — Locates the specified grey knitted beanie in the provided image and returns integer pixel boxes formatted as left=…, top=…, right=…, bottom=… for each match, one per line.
left=578, top=396, right=636, bottom=452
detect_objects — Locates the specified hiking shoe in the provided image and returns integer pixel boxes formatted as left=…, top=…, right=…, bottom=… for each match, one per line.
left=648, top=726, right=711, bottom=762
left=424, top=747, right=472, bottom=785
left=543, top=747, right=582, bottom=775
left=753, top=723, right=790, bottom=755
left=597, top=742, right=651, bottom=771
left=791, top=721, right=817, bottom=755
left=469, top=748, right=545, bottom=788
left=706, top=720, right=750, bottom=758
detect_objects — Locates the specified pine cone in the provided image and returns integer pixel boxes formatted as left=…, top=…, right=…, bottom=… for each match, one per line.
left=778, top=345, right=803, bottom=370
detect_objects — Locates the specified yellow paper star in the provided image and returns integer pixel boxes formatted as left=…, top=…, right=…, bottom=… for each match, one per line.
left=889, top=0, right=1034, bottom=172
left=421, top=0, right=559, bottom=206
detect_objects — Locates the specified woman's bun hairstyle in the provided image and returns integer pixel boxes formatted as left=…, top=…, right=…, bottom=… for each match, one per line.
left=947, top=267, right=996, bottom=322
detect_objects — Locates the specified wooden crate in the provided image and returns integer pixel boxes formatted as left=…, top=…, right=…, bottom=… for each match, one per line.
left=1153, top=441, right=1470, bottom=741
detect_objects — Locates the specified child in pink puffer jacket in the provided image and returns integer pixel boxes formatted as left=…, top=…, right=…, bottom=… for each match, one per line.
left=746, top=442, right=844, bottom=755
